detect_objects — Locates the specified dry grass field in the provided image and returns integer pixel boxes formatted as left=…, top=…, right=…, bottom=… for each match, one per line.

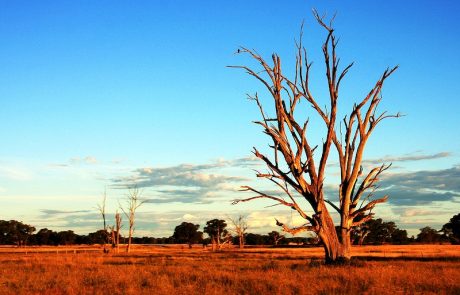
left=0, top=245, right=459, bottom=294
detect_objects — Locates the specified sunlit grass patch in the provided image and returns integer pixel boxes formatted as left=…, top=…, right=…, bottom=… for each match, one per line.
left=0, top=245, right=458, bottom=294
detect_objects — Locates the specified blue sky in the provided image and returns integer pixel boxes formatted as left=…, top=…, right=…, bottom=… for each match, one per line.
left=0, top=1, right=459, bottom=237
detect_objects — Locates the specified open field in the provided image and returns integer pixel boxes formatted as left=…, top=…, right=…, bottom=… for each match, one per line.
left=0, top=245, right=459, bottom=294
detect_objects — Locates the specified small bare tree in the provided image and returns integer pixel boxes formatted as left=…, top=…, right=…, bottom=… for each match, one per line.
left=230, top=10, right=400, bottom=263
left=96, top=190, right=110, bottom=252
left=228, top=215, right=249, bottom=249
left=120, top=187, right=145, bottom=253
left=114, top=210, right=122, bottom=253
left=204, top=219, right=232, bottom=251
left=268, top=231, right=285, bottom=246
left=220, top=232, right=233, bottom=250
left=352, top=222, right=371, bottom=246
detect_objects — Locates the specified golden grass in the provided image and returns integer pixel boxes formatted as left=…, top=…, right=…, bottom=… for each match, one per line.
left=0, top=245, right=459, bottom=294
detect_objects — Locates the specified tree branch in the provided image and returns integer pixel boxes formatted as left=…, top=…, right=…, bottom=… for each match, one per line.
left=275, top=218, right=316, bottom=235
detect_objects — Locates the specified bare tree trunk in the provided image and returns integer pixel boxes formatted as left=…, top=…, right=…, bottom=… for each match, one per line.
left=316, top=208, right=352, bottom=263
left=115, top=211, right=122, bottom=253
left=317, top=213, right=343, bottom=263
left=211, top=239, right=216, bottom=251
left=127, top=233, right=132, bottom=253
left=126, top=220, right=134, bottom=253
left=358, top=231, right=369, bottom=246
left=111, top=228, right=115, bottom=249
left=217, top=228, right=221, bottom=250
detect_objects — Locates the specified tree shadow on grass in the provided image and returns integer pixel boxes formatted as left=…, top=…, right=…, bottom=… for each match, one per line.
left=353, top=256, right=460, bottom=262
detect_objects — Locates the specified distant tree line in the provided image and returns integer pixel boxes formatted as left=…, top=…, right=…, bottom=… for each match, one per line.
left=0, top=213, right=458, bottom=247
left=348, top=214, right=459, bottom=245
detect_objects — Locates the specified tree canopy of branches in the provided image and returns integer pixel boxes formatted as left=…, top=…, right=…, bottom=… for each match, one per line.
left=204, top=219, right=231, bottom=251
left=34, top=228, right=57, bottom=246
left=352, top=218, right=409, bottom=245
left=172, top=222, right=202, bottom=248
left=0, top=220, right=35, bottom=247
left=230, top=10, right=400, bottom=263
left=441, top=213, right=460, bottom=244
left=268, top=231, right=285, bottom=245
left=417, top=226, right=443, bottom=244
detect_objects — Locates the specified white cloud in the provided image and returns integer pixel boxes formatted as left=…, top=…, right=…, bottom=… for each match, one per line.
left=111, top=158, right=253, bottom=204
left=51, top=156, right=99, bottom=167
left=70, top=156, right=98, bottom=165
left=0, top=166, right=33, bottom=181
left=364, top=151, right=452, bottom=165
left=182, top=213, right=198, bottom=221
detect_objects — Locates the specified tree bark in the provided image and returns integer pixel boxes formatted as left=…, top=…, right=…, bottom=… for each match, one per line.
left=127, top=233, right=132, bottom=253
left=317, top=207, right=351, bottom=264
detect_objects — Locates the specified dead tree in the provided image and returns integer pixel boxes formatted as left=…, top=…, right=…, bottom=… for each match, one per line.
left=352, top=222, right=371, bottom=246
left=96, top=190, right=110, bottom=252
left=268, top=231, right=285, bottom=246
left=228, top=215, right=248, bottom=249
left=120, top=187, right=145, bottom=253
left=219, top=232, right=232, bottom=250
left=114, top=211, right=122, bottom=253
left=109, top=225, right=115, bottom=248
left=204, top=219, right=231, bottom=251
left=230, top=10, right=400, bottom=263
